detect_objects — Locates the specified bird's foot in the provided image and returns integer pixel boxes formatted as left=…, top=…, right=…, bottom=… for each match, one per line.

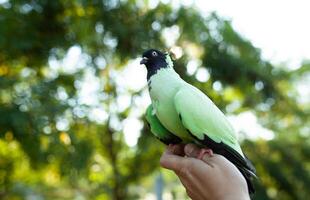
left=197, top=148, right=213, bottom=160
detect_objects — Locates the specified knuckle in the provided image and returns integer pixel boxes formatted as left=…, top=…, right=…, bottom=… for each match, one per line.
left=179, top=165, right=189, bottom=176
left=179, top=160, right=192, bottom=176
left=159, top=156, right=166, bottom=167
left=179, top=165, right=187, bottom=176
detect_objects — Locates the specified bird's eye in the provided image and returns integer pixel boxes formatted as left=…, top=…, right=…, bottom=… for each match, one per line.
left=152, top=51, right=158, bottom=56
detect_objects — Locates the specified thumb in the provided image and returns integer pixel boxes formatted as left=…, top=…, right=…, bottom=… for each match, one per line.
left=185, top=144, right=214, bottom=167
left=160, top=145, right=188, bottom=172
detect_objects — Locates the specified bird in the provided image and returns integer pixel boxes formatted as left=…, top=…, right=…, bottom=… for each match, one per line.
left=140, top=49, right=257, bottom=194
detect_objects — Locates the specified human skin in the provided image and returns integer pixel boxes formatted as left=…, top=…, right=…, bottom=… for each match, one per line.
left=160, top=144, right=250, bottom=200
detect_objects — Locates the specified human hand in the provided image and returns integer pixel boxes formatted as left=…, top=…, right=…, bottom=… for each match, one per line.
left=160, top=144, right=250, bottom=200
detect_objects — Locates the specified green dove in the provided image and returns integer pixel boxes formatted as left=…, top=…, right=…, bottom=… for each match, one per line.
left=141, top=49, right=256, bottom=194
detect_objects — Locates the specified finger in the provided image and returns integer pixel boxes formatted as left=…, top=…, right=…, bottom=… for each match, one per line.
left=160, top=148, right=188, bottom=172
left=200, top=153, right=215, bottom=168
left=197, top=148, right=214, bottom=160
left=204, top=154, right=232, bottom=168
left=178, top=167, right=208, bottom=200
left=184, top=143, right=201, bottom=158
left=178, top=176, right=204, bottom=200
left=186, top=188, right=204, bottom=200
left=170, top=144, right=185, bottom=156
left=184, top=144, right=214, bottom=168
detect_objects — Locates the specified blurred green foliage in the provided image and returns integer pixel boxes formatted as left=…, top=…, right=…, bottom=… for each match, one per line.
left=0, top=0, right=309, bottom=199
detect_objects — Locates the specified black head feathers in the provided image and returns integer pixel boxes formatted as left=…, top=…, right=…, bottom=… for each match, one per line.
left=140, top=49, right=167, bottom=64
left=140, top=49, right=171, bottom=80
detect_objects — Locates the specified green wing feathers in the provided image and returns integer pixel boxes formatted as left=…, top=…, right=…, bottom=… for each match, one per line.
left=146, top=105, right=181, bottom=144
left=174, top=86, right=244, bottom=156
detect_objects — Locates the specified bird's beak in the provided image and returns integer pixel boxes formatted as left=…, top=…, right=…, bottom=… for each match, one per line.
left=140, top=57, right=148, bottom=65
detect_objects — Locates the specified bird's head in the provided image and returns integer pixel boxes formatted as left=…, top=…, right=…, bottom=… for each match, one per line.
left=140, top=49, right=172, bottom=69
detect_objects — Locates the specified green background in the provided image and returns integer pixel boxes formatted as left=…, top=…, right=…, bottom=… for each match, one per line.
left=0, top=0, right=309, bottom=199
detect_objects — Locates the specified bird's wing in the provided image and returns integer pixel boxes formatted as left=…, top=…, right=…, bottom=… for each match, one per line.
left=146, top=104, right=181, bottom=145
left=173, top=85, right=242, bottom=154
left=174, top=86, right=257, bottom=193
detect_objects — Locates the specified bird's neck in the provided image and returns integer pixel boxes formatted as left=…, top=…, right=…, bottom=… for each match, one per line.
left=147, top=59, right=171, bottom=80
left=148, top=67, right=184, bottom=96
